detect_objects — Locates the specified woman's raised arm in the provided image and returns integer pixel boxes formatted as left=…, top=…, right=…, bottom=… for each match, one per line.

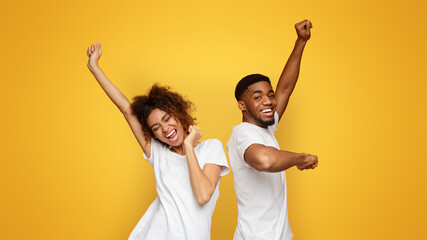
left=87, top=43, right=151, bottom=157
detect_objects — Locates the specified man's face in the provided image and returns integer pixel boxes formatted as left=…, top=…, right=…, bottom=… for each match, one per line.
left=239, top=81, right=277, bottom=128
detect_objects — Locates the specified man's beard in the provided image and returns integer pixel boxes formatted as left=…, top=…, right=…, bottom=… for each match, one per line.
left=249, top=111, right=275, bottom=127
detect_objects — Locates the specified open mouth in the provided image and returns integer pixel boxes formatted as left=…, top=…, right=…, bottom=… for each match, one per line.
left=260, top=108, right=274, bottom=117
left=166, top=129, right=178, bottom=142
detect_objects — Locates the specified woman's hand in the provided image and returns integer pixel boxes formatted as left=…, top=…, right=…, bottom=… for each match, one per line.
left=184, top=125, right=202, bottom=148
left=86, top=43, right=102, bottom=70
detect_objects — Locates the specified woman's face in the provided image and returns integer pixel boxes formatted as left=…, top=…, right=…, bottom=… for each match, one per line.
left=146, top=108, right=186, bottom=147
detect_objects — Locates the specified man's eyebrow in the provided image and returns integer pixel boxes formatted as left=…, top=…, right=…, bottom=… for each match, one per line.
left=252, top=89, right=274, bottom=95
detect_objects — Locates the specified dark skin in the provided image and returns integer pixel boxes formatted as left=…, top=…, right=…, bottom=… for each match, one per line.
left=238, top=20, right=318, bottom=172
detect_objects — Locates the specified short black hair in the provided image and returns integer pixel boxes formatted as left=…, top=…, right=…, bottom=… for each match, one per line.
left=234, top=74, right=271, bottom=100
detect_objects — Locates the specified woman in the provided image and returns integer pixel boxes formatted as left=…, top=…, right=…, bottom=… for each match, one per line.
left=86, top=43, right=229, bottom=240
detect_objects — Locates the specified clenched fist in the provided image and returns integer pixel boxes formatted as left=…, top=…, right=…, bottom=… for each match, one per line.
left=297, top=154, right=318, bottom=171
left=184, top=125, right=202, bottom=148
left=295, top=20, right=312, bottom=41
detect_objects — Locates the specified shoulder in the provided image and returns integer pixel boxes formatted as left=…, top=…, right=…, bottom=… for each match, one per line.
left=151, top=138, right=167, bottom=148
left=199, top=139, right=224, bottom=149
left=150, top=138, right=169, bottom=155
left=232, top=123, right=261, bottom=137
left=196, top=139, right=228, bottom=157
left=197, top=139, right=229, bottom=175
left=237, top=123, right=266, bottom=140
left=228, top=123, right=265, bottom=150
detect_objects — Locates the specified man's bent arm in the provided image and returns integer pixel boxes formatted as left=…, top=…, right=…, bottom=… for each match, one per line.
left=244, top=144, right=318, bottom=172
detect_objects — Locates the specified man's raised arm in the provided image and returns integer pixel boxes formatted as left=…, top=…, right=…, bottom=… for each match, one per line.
left=275, top=19, right=312, bottom=120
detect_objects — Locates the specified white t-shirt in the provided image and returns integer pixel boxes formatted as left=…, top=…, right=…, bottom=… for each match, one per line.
left=227, top=112, right=293, bottom=240
left=129, top=139, right=229, bottom=240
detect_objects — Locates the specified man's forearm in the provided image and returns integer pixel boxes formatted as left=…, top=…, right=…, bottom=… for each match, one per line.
left=268, top=148, right=307, bottom=172
left=276, top=38, right=307, bottom=94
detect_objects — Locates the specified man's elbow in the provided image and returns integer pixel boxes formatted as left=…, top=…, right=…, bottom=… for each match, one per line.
left=251, top=152, right=274, bottom=172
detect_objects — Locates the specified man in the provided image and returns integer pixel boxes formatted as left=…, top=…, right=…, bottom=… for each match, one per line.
left=227, top=20, right=318, bottom=240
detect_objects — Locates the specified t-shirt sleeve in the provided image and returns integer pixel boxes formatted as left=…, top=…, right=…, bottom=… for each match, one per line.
left=235, top=126, right=266, bottom=168
left=142, top=138, right=161, bottom=167
left=202, top=139, right=230, bottom=176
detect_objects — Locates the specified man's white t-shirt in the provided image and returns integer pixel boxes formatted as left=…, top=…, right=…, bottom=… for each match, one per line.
left=129, top=139, right=229, bottom=240
left=227, top=112, right=293, bottom=240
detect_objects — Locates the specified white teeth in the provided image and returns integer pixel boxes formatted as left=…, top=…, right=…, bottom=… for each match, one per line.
left=262, top=109, right=272, bottom=113
left=166, top=129, right=175, bottom=138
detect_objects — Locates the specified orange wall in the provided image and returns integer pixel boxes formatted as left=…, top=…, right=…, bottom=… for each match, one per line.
left=1, top=0, right=426, bottom=239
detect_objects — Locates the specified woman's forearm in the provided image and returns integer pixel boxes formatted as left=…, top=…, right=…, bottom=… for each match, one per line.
left=184, top=144, right=218, bottom=205
left=88, top=64, right=131, bottom=114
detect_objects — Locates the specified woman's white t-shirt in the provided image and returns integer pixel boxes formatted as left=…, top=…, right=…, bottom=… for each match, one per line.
left=129, top=138, right=229, bottom=240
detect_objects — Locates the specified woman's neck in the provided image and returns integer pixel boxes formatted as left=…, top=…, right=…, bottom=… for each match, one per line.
left=170, top=132, right=188, bottom=155
left=171, top=145, right=186, bottom=155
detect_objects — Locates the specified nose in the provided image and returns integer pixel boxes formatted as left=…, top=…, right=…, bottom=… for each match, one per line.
left=262, top=95, right=272, bottom=105
left=159, top=122, right=168, bottom=133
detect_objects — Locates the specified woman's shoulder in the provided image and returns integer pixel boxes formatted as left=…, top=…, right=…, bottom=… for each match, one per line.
left=196, top=139, right=227, bottom=154
left=199, top=138, right=224, bottom=147
left=150, top=138, right=170, bottom=154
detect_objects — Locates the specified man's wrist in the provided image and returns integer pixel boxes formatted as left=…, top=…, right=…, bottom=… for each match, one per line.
left=296, top=38, right=308, bottom=46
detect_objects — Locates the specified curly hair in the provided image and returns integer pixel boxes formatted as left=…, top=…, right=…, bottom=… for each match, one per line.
left=131, top=84, right=196, bottom=141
